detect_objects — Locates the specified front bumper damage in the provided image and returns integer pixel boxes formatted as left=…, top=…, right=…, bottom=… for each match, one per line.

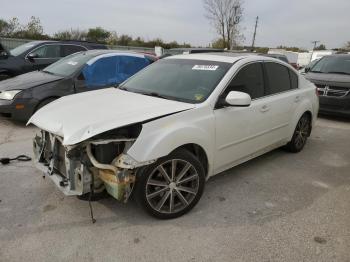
left=33, top=130, right=155, bottom=202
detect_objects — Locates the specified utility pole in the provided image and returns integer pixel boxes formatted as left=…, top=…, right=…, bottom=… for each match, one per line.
left=251, top=16, right=259, bottom=51
left=311, top=40, right=320, bottom=50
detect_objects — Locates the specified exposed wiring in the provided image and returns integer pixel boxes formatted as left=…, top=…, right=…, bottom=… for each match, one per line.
left=0, top=155, right=32, bottom=165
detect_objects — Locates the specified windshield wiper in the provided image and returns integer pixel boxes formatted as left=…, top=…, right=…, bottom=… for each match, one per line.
left=310, top=70, right=324, bottom=73
left=42, top=70, right=55, bottom=75
left=327, top=71, right=350, bottom=75
left=141, top=92, right=169, bottom=99
left=118, top=86, right=128, bottom=91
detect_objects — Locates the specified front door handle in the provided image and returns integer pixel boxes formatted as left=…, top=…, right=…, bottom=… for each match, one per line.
left=260, top=105, right=270, bottom=112
left=295, top=95, right=301, bottom=102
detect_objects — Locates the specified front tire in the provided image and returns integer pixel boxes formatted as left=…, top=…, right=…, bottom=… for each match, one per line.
left=285, top=114, right=311, bottom=153
left=135, top=149, right=205, bottom=219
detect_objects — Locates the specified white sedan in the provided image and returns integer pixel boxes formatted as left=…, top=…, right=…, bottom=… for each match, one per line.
left=29, top=53, right=319, bottom=219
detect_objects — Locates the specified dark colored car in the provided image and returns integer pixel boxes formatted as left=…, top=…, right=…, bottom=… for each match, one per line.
left=0, top=42, right=6, bottom=53
left=305, top=54, right=350, bottom=117
left=262, top=54, right=299, bottom=69
left=0, top=40, right=107, bottom=80
left=299, top=59, right=320, bottom=75
left=0, top=50, right=156, bottom=122
left=263, top=53, right=290, bottom=64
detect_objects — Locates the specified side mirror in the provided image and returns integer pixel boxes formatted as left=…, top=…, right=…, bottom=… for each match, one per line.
left=225, top=91, right=251, bottom=107
left=27, top=53, right=39, bottom=61
left=304, top=67, right=310, bottom=73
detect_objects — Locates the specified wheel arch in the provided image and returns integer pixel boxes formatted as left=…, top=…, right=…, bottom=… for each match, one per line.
left=127, top=121, right=214, bottom=177
left=34, top=96, right=60, bottom=113
left=172, top=143, right=209, bottom=178
left=288, top=99, right=314, bottom=139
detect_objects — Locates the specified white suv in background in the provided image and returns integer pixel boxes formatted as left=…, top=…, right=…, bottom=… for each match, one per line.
left=30, top=53, right=319, bottom=219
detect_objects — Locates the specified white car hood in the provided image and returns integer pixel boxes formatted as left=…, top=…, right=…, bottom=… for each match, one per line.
left=28, top=88, right=195, bottom=145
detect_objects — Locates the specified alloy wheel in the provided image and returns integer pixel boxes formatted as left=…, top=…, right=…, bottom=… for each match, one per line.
left=145, top=159, right=200, bottom=214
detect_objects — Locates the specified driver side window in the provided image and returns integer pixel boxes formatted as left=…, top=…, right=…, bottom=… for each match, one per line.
left=223, top=63, right=265, bottom=100
left=29, top=45, right=61, bottom=58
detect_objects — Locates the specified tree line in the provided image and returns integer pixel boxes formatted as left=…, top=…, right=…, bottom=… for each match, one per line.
left=0, top=16, right=191, bottom=49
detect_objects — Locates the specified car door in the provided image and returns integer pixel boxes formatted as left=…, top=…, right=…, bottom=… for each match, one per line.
left=26, top=44, right=62, bottom=70
left=213, top=61, right=294, bottom=174
left=262, top=62, right=300, bottom=141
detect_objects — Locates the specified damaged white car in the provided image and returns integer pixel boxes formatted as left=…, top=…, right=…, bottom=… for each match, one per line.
left=29, top=53, right=319, bottom=219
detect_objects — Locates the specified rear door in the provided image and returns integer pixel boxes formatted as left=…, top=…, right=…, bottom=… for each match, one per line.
left=262, top=62, right=300, bottom=141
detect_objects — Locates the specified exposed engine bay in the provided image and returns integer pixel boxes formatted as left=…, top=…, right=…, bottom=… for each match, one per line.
left=32, top=124, right=156, bottom=202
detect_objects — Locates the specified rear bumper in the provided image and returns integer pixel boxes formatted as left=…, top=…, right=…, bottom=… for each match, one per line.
left=0, top=98, right=38, bottom=122
left=319, top=96, right=350, bottom=117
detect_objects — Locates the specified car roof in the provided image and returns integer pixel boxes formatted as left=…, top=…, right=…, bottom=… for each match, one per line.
left=26, top=40, right=106, bottom=47
left=78, top=50, right=156, bottom=62
left=166, top=52, right=264, bottom=63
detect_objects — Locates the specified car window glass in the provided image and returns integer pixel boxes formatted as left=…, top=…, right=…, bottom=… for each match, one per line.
left=264, top=62, right=291, bottom=95
left=223, top=63, right=264, bottom=100
left=30, top=45, right=61, bottom=58
left=62, top=45, right=86, bottom=56
left=311, top=56, right=350, bottom=74
left=82, top=55, right=150, bottom=87
left=289, top=69, right=298, bottom=89
left=120, top=59, right=231, bottom=103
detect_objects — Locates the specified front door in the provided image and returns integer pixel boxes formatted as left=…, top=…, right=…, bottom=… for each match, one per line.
left=26, top=44, right=62, bottom=71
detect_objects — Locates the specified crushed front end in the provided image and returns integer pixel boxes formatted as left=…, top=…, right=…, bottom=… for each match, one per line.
left=32, top=125, right=155, bottom=202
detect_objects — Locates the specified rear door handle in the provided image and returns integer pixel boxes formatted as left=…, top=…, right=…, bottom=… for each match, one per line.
left=295, top=96, right=301, bottom=102
left=260, top=105, right=270, bottom=112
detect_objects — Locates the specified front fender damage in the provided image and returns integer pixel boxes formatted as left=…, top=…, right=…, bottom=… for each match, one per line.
left=33, top=126, right=156, bottom=203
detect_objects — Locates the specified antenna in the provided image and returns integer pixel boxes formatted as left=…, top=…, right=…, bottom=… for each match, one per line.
left=251, top=16, right=259, bottom=51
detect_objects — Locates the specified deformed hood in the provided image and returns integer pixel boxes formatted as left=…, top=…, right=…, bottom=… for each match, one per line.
left=0, top=71, right=64, bottom=91
left=28, top=88, right=196, bottom=145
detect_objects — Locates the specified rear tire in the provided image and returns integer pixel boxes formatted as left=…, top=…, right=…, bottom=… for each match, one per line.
left=135, top=149, right=205, bottom=219
left=285, top=114, right=311, bottom=153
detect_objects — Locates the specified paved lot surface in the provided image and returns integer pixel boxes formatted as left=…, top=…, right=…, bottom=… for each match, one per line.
left=0, top=116, right=349, bottom=262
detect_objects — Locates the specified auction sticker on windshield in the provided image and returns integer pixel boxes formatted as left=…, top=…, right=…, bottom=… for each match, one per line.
left=67, top=61, right=78, bottom=66
left=192, top=65, right=219, bottom=71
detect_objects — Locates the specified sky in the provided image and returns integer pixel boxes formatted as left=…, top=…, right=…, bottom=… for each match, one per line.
left=1, top=0, right=349, bottom=50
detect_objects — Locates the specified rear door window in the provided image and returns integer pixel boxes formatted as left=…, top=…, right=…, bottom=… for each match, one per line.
left=264, top=62, right=291, bottom=95
left=289, top=69, right=298, bottom=89
left=62, top=45, right=86, bottom=56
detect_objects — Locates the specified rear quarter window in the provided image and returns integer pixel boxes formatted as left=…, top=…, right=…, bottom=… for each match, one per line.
left=289, top=69, right=298, bottom=89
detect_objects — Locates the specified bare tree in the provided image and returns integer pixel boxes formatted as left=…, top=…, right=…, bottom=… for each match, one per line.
left=203, top=0, right=243, bottom=49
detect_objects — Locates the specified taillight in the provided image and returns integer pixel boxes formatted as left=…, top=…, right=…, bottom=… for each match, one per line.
left=315, top=87, right=320, bottom=96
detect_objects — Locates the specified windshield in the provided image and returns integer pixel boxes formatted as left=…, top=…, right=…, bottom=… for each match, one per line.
left=119, top=59, right=231, bottom=103
left=43, top=52, right=95, bottom=77
left=9, top=42, right=38, bottom=56
left=311, top=56, right=350, bottom=74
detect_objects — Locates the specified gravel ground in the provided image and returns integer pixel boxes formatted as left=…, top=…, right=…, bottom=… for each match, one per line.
left=0, top=116, right=349, bottom=262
